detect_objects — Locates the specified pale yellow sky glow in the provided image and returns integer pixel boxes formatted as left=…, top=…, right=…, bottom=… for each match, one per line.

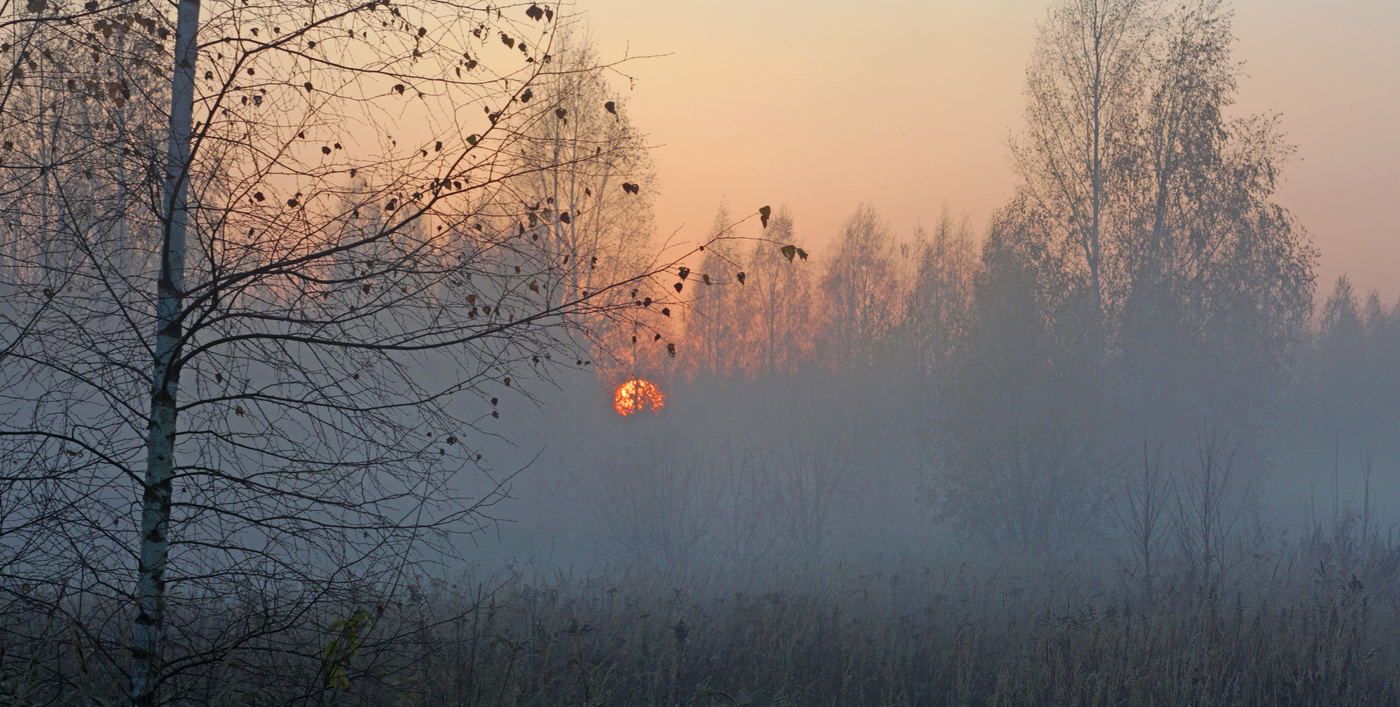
left=578, top=0, right=1400, bottom=299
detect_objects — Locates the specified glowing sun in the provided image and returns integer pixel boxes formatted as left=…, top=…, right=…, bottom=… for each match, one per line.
left=614, top=378, right=665, bottom=416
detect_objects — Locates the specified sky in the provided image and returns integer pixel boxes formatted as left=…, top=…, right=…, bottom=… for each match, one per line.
left=573, top=0, right=1400, bottom=301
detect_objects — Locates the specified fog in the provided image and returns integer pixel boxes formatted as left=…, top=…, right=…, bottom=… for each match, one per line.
left=2, top=0, right=1398, bottom=703
left=479, top=234, right=1400, bottom=587
left=413, top=227, right=1400, bottom=702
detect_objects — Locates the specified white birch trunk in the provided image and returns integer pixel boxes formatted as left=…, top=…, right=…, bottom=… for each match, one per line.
left=130, top=0, right=199, bottom=702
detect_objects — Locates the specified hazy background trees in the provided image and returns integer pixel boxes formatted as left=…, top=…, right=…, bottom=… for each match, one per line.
left=741, top=205, right=813, bottom=376
left=819, top=202, right=899, bottom=369
left=902, top=210, right=976, bottom=383
left=573, top=0, right=1349, bottom=572
left=684, top=204, right=750, bottom=379
left=922, top=0, right=1316, bottom=549
left=932, top=203, right=1110, bottom=546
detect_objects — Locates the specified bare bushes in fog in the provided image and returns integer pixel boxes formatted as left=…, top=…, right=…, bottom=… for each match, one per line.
left=1170, top=426, right=1258, bottom=599
left=763, top=429, right=855, bottom=566
left=590, top=425, right=857, bottom=577
left=591, top=443, right=723, bottom=575
left=1110, top=439, right=1174, bottom=598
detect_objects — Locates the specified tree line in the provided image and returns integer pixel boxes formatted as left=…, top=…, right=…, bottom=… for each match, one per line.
left=623, top=0, right=1393, bottom=568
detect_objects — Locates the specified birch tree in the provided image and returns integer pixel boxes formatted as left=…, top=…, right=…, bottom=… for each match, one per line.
left=957, top=0, right=1314, bottom=548
left=903, top=209, right=976, bottom=380
left=1013, top=0, right=1155, bottom=314
left=820, top=202, right=897, bottom=369
left=687, top=204, right=747, bottom=378
left=1012, top=0, right=1313, bottom=355
left=742, top=205, right=812, bottom=376
left=514, top=31, right=658, bottom=380
left=0, top=2, right=780, bottom=704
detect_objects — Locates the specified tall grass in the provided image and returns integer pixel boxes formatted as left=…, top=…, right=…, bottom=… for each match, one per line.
left=6, top=518, right=1400, bottom=705
left=343, top=531, right=1400, bottom=707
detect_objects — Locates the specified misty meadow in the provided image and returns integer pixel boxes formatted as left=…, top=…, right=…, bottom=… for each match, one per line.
left=1, top=0, right=1398, bottom=704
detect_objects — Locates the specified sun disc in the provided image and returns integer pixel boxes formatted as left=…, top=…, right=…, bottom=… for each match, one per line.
left=614, top=378, right=664, bottom=416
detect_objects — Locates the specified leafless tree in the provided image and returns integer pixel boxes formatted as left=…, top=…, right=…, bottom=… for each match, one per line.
left=1014, top=0, right=1314, bottom=382
left=0, top=2, right=788, bottom=704
left=1110, top=437, right=1173, bottom=599
left=1173, top=424, right=1252, bottom=600
left=903, top=208, right=976, bottom=380
left=515, top=30, right=655, bottom=349
left=820, top=202, right=897, bottom=369
left=740, top=205, right=812, bottom=376
left=1013, top=0, right=1156, bottom=313
left=995, top=0, right=1314, bottom=551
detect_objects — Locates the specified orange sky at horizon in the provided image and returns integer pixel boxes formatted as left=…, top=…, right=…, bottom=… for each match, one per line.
left=575, top=0, right=1400, bottom=303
